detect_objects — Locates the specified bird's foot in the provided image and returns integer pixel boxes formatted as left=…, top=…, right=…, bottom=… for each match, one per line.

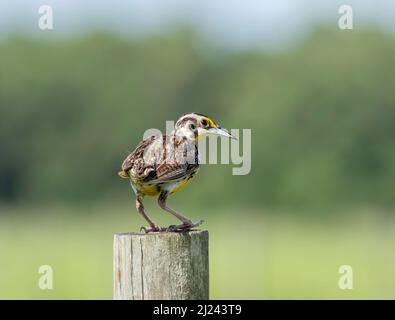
left=140, top=225, right=166, bottom=233
left=166, top=220, right=204, bottom=232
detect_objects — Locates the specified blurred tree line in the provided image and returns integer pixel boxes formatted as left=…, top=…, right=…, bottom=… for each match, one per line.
left=0, top=29, right=394, bottom=210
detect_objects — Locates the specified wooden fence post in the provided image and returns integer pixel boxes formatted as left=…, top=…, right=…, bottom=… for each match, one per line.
left=113, top=230, right=209, bottom=300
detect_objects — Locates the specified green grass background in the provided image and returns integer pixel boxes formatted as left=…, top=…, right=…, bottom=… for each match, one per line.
left=1, top=204, right=394, bottom=299
left=1, top=17, right=395, bottom=299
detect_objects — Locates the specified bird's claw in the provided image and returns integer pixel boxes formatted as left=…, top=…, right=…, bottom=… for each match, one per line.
left=140, top=225, right=165, bottom=233
left=166, top=220, right=204, bottom=232
left=140, top=220, right=204, bottom=233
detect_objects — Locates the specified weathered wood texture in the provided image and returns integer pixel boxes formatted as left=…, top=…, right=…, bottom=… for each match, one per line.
left=113, top=230, right=209, bottom=300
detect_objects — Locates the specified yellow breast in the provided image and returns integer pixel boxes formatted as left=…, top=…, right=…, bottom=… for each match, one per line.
left=170, top=177, right=193, bottom=194
left=131, top=179, right=160, bottom=196
left=130, top=176, right=194, bottom=196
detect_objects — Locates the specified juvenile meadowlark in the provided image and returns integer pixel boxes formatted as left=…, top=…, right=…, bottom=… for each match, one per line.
left=118, top=112, right=234, bottom=233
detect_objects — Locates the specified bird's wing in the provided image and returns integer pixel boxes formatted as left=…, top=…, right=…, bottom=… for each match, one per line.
left=144, top=163, right=198, bottom=184
left=120, top=134, right=199, bottom=183
left=143, top=138, right=199, bottom=184
left=119, top=135, right=157, bottom=178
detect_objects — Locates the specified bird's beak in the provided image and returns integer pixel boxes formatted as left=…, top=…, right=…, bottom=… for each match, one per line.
left=208, top=127, right=237, bottom=140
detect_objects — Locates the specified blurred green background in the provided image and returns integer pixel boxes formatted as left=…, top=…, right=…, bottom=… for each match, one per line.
left=1, top=1, right=395, bottom=299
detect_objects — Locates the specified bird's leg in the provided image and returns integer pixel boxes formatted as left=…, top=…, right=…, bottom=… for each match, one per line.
left=158, top=192, right=204, bottom=232
left=136, top=193, right=162, bottom=233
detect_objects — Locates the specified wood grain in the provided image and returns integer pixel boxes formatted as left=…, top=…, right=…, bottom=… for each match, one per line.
left=114, top=230, right=209, bottom=300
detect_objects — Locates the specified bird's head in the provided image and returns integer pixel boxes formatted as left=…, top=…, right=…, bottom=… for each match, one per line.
left=173, top=112, right=235, bottom=141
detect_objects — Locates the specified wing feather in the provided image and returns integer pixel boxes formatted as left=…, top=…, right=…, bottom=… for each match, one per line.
left=144, top=165, right=191, bottom=184
left=119, top=134, right=199, bottom=183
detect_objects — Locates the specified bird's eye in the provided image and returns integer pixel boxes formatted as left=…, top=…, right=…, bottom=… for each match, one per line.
left=189, top=123, right=196, bottom=130
left=201, top=119, right=208, bottom=127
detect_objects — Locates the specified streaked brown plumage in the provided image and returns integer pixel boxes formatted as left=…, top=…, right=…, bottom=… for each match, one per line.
left=118, top=112, right=234, bottom=232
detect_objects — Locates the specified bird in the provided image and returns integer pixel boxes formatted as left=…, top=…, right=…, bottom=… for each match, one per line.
left=118, top=112, right=235, bottom=233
